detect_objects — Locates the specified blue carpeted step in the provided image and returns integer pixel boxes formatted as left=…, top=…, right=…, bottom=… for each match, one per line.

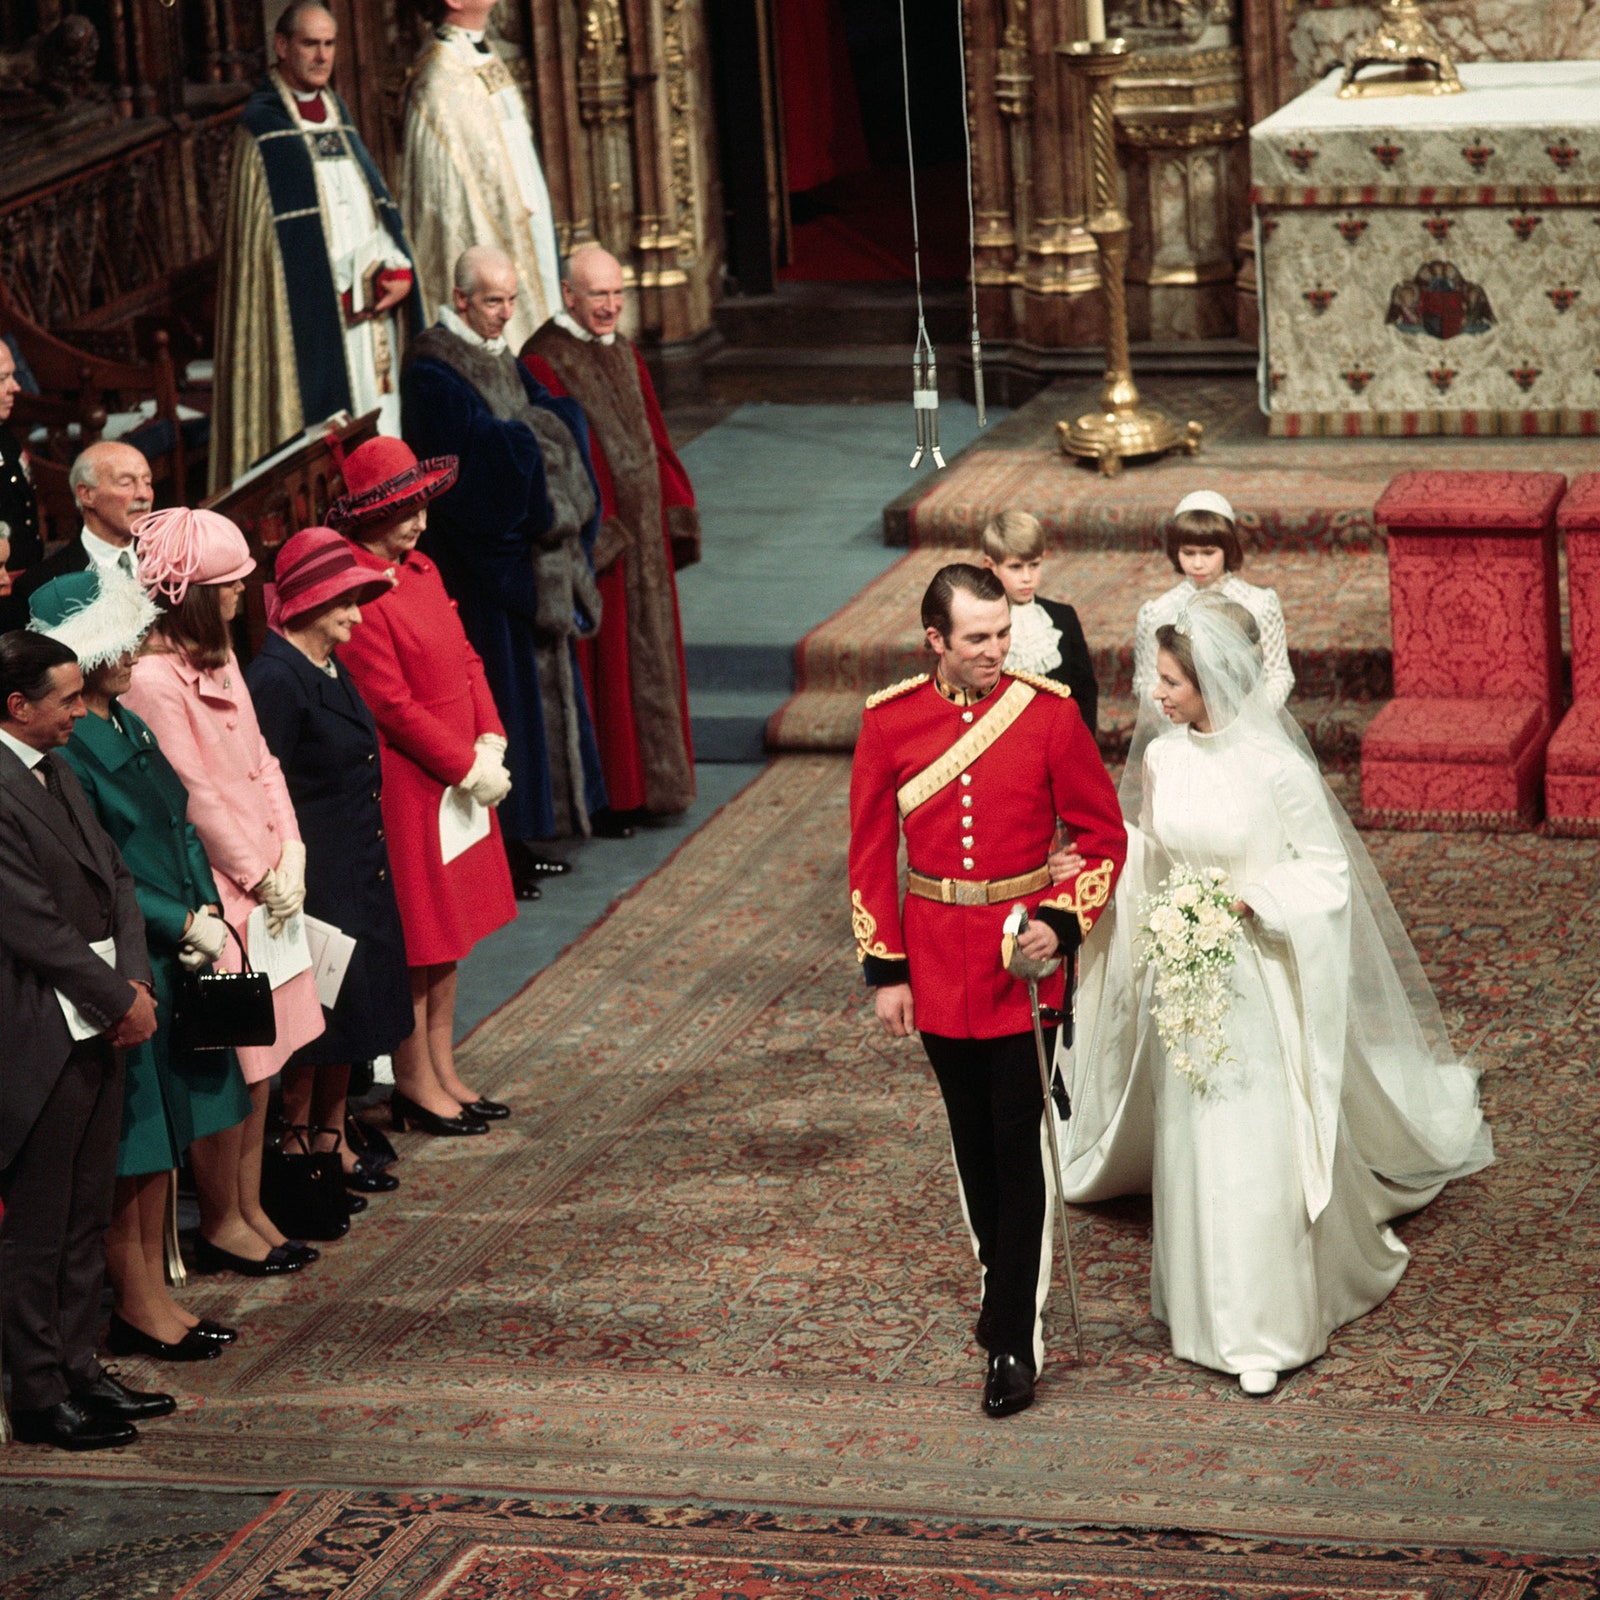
left=684, top=641, right=794, bottom=694
left=690, top=689, right=788, bottom=762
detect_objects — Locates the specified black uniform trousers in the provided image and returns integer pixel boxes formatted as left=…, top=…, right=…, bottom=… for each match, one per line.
left=921, top=1026, right=1057, bottom=1373
left=0, top=1039, right=123, bottom=1410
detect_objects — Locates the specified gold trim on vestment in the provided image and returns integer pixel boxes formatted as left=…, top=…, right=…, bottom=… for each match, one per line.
left=895, top=678, right=1036, bottom=818
left=864, top=673, right=927, bottom=710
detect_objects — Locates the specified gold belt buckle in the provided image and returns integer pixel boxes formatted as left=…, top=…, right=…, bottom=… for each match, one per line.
left=951, top=878, right=987, bottom=907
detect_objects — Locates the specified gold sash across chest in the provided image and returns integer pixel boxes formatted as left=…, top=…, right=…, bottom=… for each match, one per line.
left=896, top=678, right=1036, bottom=818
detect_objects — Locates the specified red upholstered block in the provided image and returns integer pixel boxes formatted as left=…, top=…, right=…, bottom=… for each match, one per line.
left=1546, top=699, right=1600, bottom=773
left=1361, top=696, right=1545, bottom=764
left=1557, top=472, right=1600, bottom=532
left=1376, top=470, right=1567, bottom=531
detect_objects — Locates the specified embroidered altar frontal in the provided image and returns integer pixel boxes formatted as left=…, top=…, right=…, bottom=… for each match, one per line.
left=1252, top=62, right=1600, bottom=437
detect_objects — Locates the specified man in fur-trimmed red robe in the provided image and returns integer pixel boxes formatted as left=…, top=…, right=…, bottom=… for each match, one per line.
left=520, top=246, right=698, bottom=821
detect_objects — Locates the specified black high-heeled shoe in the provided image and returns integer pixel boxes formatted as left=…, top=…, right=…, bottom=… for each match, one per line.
left=344, top=1162, right=399, bottom=1193
left=191, top=1319, right=237, bottom=1344
left=459, top=1096, right=510, bottom=1121
left=389, top=1090, right=488, bottom=1137
left=106, top=1312, right=221, bottom=1363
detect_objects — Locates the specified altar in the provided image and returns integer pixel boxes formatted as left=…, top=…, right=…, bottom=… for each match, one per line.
left=1251, top=61, right=1600, bottom=436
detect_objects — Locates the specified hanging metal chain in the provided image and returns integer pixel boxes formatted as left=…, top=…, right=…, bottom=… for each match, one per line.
left=956, top=0, right=985, bottom=428
left=899, top=0, right=943, bottom=469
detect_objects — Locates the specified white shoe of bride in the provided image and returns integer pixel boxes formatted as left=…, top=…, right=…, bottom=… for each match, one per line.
left=1239, top=1369, right=1277, bottom=1396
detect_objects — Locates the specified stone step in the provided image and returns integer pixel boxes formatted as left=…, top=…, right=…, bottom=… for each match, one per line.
left=703, top=344, right=966, bottom=404
left=684, top=641, right=794, bottom=694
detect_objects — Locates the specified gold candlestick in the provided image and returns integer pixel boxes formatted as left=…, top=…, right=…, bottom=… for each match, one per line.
left=1056, top=39, right=1202, bottom=477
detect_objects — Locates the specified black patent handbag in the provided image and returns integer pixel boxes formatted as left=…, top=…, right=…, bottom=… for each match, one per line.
left=171, top=920, right=277, bottom=1053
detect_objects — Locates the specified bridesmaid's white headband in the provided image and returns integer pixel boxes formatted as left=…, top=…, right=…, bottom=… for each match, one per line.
left=1173, top=491, right=1236, bottom=522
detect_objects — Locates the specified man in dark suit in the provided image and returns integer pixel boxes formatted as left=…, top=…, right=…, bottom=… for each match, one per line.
left=0, top=440, right=153, bottom=632
left=0, top=630, right=175, bottom=1450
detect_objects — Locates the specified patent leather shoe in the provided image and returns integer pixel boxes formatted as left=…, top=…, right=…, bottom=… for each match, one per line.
left=516, top=852, right=570, bottom=876
left=459, top=1096, right=510, bottom=1121
left=389, top=1090, right=488, bottom=1136
left=74, top=1369, right=177, bottom=1421
left=345, top=1193, right=368, bottom=1215
left=344, top=1161, right=399, bottom=1193
left=982, top=1352, right=1035, bottom=1418
left=512, top=876, right=543, bottom=902
left=9, top=1398, right=136, bottom=1451
left=106, top=1313, right=220, bottom=1363
left=589, top=807, right=637, bottom=839
left=272, top=1240, right=320, bottom=1267
left=191, top=1320, right=237, bottom=1344
left=193, top=1236, right=301, bottom=1277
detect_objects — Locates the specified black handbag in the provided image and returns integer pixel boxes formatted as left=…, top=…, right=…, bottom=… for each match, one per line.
left=171, top=921, right=276, bottom=1054
left=261, top=1124, right=350, bottom=1242
left=345, top=1108, right=399, bottom=1176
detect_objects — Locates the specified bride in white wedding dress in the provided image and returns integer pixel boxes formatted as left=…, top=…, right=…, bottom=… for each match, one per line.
left=1054, top=592, right=1492, bottom=1395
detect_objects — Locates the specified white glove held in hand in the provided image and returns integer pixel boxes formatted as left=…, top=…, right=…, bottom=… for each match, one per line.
left=258, top=840, right=307, bottom=935
left=178, top=908, right=229, bottom=969
left=276, top=839, right=307, bottom=904
left=475, top=732, right=508, bottom=756
left=459, top=748, right=512, bottom=808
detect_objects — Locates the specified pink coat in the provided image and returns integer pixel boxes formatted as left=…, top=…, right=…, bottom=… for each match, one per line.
left=123, top=648, right=325, bottom=1081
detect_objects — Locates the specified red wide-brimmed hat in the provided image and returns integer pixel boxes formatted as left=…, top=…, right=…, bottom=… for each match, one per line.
left=327, top=436, right=459, bottom=534
left=268, top=526, right=396, bottom=630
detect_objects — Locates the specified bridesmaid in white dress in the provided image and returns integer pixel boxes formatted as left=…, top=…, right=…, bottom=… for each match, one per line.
left=1054, top=592, right=1491, bottom=1395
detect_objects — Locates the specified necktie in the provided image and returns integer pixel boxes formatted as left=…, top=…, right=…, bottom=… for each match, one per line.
left=474, top=37, right=490, bottom=52
left=118, top=549, right=136, bottom=580
left=40, top=755, right=89, bottom=848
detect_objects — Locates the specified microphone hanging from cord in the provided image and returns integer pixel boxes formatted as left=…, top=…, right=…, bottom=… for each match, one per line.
left=898, top=0, right=942, bottom=469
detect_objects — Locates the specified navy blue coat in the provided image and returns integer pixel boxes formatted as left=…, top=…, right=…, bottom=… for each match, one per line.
left=402, top=354, right=608, bottom=840
left=246, top=632, right=413, bottom=1067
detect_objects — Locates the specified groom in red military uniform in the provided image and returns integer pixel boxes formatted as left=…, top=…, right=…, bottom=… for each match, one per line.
left=849, top=563, right=1125, bottom=1417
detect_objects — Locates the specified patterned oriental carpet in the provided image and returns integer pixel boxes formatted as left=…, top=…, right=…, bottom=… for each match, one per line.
left=886, top=381, right=1600, bottom=552
left=174, top=1494, right=1600, bottom=1600
left=766, top=546, right=1394, bottom=760
left=4, top=760, right=1599, bottom=1551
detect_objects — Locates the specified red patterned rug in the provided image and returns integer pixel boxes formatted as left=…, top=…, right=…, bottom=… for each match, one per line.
left=767, top=545, right=1391, bottom=757
left=174, top=1494, right=1600, bottom=1600
left=890, top=383, right=1600, bottom=552
left=4, top=759, right=1597, bottom=1551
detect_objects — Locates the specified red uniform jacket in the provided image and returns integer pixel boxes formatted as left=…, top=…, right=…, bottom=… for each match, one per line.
left=848, top=670, right=1126, bottom=1039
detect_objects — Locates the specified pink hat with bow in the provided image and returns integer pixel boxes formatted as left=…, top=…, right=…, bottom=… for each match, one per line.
left=134, top=507, right=256, bottom=604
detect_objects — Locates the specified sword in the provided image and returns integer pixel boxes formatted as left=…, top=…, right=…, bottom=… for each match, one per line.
left=1001, top=904, right=1086, bottom=1364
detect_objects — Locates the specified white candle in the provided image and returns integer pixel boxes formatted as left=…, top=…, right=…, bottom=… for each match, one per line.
left=1084, top=0, right=1106, bottom=43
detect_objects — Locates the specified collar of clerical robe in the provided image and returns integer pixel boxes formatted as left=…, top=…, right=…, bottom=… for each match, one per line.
left=291, top=89, right=327, bottom=124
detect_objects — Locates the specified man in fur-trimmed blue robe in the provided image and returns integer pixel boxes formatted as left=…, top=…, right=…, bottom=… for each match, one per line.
left=402, top=246, right=609, bottom=854
left=210, top=1, right=421, bottom=491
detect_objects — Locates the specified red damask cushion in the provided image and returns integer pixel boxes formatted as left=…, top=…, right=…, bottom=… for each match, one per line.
left=1376, top=471, right=1566, bottom=533
left=1557, top=473, right=1600, bottom=532
left=1363, top=696, right=1546, bottom=764
left=1546, top=700, right=1600, bottom=773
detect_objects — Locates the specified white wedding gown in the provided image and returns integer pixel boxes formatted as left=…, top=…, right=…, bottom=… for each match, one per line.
left=1060, top=722, right=1492, bottom=1378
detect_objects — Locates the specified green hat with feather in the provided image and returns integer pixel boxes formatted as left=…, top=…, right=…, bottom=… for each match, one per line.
left=27, top=568, right=160, bottom=673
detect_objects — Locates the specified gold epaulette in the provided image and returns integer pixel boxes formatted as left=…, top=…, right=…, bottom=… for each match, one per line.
left=1007, top=670, right=1072, bottom=699
left=864, top=673, right=928, bottom=710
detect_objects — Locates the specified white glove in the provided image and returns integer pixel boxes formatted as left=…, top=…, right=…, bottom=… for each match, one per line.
left=178, top=907, right=229, bottom=969
left=459, top=747, right=512, bottom=809
left=258, top=840, right=307, bottom=935
left=475, top=732, right=508, bottom=756
left=276, top=839, right=307, bottom=904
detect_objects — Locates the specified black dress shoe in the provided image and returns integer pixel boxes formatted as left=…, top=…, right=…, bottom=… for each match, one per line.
left=9, top=1398, right=137, bottom=1451
left=345, top=1193, right=368, bottom=1215
left=74, top=1369, right=177, bottom=1421
left=191, top=1320, right=237, bottom=1344
left=193, top=1236, right=300, bottom=1277
left=344, top=1163, right=399, bottom=1193
left=982, top=1352, right=1035, bottom=1418
left=589, top=807, right=637, bottom=839
left=389, top=1090, right=488, bottom=1136
left=272, top=1240, right=320, bottom=1267
left=106, top=1313, right=221, bottom=1363
left=459, top=1096, right=510, bottom=1120
left=513, top=877, right=543, bottom=902
left=516, top=852, right=571, bottom=876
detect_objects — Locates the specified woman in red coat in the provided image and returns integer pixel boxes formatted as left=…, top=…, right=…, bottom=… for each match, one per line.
left=330, top=438, right=518, bottom=1137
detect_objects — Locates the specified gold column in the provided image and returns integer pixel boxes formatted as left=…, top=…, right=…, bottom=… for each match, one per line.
left=1055, top=38, right=1201, bottom=477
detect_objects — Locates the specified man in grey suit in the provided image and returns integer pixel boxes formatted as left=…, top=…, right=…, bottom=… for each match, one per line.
left=0, top=630, right=175, bottom=1450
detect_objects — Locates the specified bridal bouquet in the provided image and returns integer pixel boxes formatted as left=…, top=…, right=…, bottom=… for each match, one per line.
left=1138, top=864, right=1241, bottom=1095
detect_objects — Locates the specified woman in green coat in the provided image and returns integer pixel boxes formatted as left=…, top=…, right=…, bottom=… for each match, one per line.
left=30, top=569, right=251, bottom=1361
